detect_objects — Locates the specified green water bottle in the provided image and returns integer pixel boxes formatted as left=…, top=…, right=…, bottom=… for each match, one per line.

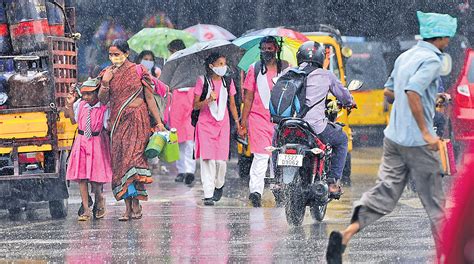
left=161, top=128, right=180, bottom=162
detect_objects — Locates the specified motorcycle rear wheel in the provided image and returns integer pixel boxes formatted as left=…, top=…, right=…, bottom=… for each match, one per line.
left=284, top=184, right=306, bottom=226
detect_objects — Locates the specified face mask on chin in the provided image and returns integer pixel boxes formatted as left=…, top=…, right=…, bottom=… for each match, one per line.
left=211, top=65, right=227, bottom=77
left=109, top=54, right=127, bottom=67
left=261, top=51, right=276, bottom=62
left=140, top=59, right=154, bottom=72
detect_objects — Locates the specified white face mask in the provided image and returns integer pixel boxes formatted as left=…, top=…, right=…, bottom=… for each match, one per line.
left=211, top=65, right=227, bottom=77
left=140, top=59, right=154, bottom=72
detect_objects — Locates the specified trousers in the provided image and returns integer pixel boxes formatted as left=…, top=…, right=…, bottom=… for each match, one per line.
left=352, top=138, right=445, bottom=242
left=176, top=140, right=196, bottom=174
left=200, top=159, right=226, bottom=198
left=249, top=153, right=270, bottom=194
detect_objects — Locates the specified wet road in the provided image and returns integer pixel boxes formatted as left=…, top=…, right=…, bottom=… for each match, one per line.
left=0, top=147, right=440, bottom=263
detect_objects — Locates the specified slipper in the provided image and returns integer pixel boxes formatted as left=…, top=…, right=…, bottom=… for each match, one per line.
left=326, top=231, right=346, bottom=264
left=329, top=184, right=344, bottom=200
left=78, top=195, right=93, bottom=216
left=94, top=198, right=106, bottom=219
left=118, top=213, right=130, bottom=221
left=78, top=213, right=91, bottom=222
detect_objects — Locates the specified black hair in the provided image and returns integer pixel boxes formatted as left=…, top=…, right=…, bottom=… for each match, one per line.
left=110, top=39, right=130, bottom=53
left=204, top=52, right=225, bottom=76
left=168, top=39, right=186, bottom=52
left=135, top=50, right=158, bottom=77
left=423, top=37, right=448, bottom=42
left=259, top=36, right=283, bottom=75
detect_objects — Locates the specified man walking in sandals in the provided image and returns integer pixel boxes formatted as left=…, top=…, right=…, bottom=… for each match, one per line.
left=325, top=11, right=457, bottom=264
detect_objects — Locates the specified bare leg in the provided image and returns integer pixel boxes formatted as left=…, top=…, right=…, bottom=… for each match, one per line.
left=91, top=183, right=106, bottom=218
left=124, top=199, right=132, bottom=216
left=79, top=181, right=91, bottom=215
left=131, top=198, right=142, bottom=219
left=342, top=221, right=360, bottom=245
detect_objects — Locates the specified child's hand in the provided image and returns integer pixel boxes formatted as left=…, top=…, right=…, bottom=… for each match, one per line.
left=66, top=91, right=78, bottom=105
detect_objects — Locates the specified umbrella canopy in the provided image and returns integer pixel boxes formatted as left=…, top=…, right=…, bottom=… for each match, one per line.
left=93, top=20, right=129, bottom=48
left=184, top=24, right=236, bottom=42
left=244, top=27, right=309, bottom=42
left=128, top=28, right=197, bottom=59
left=160, top=39, right=244, bottom=89
left=233, top=35, right=303, bottom=71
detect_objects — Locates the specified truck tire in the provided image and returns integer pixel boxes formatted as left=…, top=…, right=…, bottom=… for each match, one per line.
left=49, top=199, right=68, bottom=219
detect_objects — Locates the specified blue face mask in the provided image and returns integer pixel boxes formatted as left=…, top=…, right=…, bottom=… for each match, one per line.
left=140, top=59, right=154, bottom=72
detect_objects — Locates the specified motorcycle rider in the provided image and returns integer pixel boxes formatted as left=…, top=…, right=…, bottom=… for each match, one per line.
left=240, top=36, right=289, bottom=207
left=296, top=41, right=354, bottom=197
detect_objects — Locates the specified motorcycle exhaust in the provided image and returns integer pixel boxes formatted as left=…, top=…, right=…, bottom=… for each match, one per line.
left=312, top=181, right=329, bottom=203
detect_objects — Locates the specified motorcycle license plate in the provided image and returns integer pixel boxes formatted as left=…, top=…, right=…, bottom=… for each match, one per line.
left=277, top=154, right=303, bottom=167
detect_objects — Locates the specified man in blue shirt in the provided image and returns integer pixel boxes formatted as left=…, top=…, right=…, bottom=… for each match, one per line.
left=326, top=11, right=457, bottom=264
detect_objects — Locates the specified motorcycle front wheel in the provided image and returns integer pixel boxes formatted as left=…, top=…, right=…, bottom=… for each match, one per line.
left=310, top=203, right=328, bottom=222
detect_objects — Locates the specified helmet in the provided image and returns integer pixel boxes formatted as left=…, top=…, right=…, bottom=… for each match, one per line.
left=296, top=41, right=325, bottom=67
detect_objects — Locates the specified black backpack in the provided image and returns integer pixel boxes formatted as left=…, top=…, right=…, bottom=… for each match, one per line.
left=191, top=75, right=232, bottom=127
left=269, top=65, right=323, bottom=123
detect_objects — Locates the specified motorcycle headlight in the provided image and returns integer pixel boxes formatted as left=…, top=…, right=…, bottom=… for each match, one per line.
left=0, top=92, right=8, bottom=105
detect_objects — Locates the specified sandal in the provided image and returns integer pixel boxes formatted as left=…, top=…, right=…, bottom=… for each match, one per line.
left=118, top=213, right=130, bottom=221
left=131, top=205, right=142, bottom=220
left=328, top=180, right=343, bottom=200
left=326, top=231, right=346, bottom=264
left=95, top=198, right=106, bottom=219
left=78, top=212, right=91, bottom=221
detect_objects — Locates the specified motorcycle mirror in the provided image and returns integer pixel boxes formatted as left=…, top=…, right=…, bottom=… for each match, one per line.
left=341, top=47, right=353, bottom=58
left=440, top=53, right=452, bottom=76
left=347, top=80, right=364, bottom=91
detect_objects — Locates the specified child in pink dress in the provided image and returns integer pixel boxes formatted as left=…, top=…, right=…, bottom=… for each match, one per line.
left=64, top=79, right=113, bottom=221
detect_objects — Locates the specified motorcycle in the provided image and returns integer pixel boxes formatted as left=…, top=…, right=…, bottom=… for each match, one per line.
left=267, top=80, right=363, bottom=226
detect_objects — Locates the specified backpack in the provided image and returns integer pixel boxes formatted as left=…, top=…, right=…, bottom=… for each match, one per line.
left=269, top=65, right=323, bottom=123
left=136, top=65, right=169, bottom=123
left=191, top=75, right=232, bottom=127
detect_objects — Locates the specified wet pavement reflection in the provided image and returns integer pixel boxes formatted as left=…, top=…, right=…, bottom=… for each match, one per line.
left=0, top=147, right=438, bottom=263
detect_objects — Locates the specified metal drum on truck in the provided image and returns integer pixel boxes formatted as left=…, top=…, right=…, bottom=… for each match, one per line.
left=46, top=0, right=64, bottom=37
left=0, top=0, right=12, bottom=54
left=6, top=0, right=50, bottom=54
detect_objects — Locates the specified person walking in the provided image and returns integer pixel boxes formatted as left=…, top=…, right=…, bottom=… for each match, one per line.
left=240, top=36, right=289, bottom=207
left=164, top=39, right=198, bottom=185
left=193, top=53, right=240, bottom=206
left=64, top=79, right=112, bottom=221
left=325, top=11, right=457, bottom=264
left=99, top=39, right=165, bottom=221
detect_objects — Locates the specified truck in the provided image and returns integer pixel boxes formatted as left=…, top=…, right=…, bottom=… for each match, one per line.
left=0, top=0, right=78, bottom=219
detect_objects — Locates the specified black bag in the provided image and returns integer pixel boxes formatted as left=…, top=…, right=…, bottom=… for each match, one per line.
left=191, top=75, right=232, bottom=127
left=269, top=65, right=322, bottom=123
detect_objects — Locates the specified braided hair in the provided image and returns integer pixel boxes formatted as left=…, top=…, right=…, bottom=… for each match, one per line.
left=259, top=36, right=283, bottom=75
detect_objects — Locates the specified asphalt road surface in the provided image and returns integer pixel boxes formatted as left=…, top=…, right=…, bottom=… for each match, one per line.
left=0, top=147, right=444, bottom=263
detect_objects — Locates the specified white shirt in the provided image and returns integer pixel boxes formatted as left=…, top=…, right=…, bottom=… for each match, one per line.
left=73, top=99, right=110, bottom=129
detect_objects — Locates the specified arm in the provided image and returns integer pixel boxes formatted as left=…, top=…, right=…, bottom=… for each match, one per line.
left=328, top=73, right=353, bottom=105
left=240, top=89, right=254, bottom=129
left=193, top=94, right=213, bottom=110
left=384, top=88, right=395, bottom=104
left=229, top=95, right=240, bottom=128
left=64, top=92, right=78, bottom=124
left=406, top=91, right=439, bottom=150
left=99, top=67, right=114, bottom=104
left=144, top=85, right=165, bottom=131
